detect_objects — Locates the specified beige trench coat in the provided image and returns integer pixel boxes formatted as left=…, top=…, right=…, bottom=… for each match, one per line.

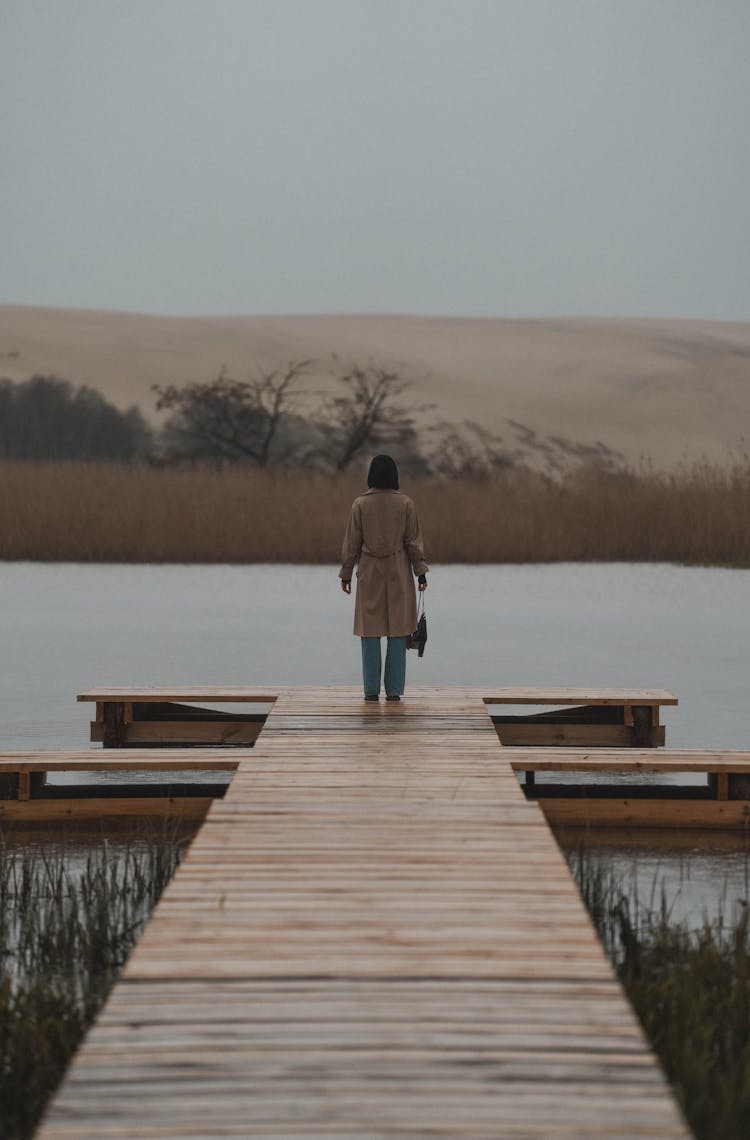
left=339, top=489, right=429, bottom=637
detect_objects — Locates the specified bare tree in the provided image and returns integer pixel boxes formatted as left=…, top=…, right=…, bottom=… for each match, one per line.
left=153, top=361, right=312, bottom=465
left=328, top=364, right=423, bottom=471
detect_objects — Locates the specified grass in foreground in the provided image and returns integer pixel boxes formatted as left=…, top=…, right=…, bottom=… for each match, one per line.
left=1, top=459, right=750, bottom=564
left=0, top=827, right=186, bottom=1140
left=569, top=846, right=750, bottom=1140
left=3, top=824, right=749, bottom=1138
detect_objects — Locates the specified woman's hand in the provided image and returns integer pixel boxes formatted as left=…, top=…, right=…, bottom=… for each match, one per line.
left=341, top=579, right=352, bottom=594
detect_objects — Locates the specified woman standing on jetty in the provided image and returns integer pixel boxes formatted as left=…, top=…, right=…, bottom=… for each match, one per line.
left=339, top=454, right=428, bottom=701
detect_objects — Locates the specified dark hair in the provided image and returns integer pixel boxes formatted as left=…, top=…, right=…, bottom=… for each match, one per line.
left=367, top=454, right=399, bottom=490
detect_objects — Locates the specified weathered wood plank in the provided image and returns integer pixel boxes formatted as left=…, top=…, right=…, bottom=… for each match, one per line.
left=506, top=748, right=750, bottom=773
left=540, top=797, right=750, bottom=830
left=0, top=797, right=214, bottom=822
left=0, top=749, right=240, bottom=772
left=483, top=688, right=678, bottom=706
left=78, top=687, right=280, bottom=703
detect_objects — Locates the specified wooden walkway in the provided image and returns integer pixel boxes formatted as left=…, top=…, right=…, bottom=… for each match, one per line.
left=38, top=688, right=689, bottom=1138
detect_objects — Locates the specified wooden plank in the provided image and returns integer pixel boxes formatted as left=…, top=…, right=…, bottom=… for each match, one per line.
left=78, top=687, right=281, bottom=703
left=0, top=797, right=214, bottom=822
left=483, top=688, right=678, bottom=706
left=506, top=748, right=750, bottom=773
left=0, top=750, right=240, bottom=773
left=539, top=797, right=750, bottom=830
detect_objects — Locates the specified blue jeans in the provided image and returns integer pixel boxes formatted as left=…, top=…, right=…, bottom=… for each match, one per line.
left=361, top=636, right=407, bottom=697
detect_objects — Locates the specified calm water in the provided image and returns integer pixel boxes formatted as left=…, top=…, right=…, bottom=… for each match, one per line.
left=2, top=561, right=749, bottom=748
left=3, top=561, right=750, bottom=919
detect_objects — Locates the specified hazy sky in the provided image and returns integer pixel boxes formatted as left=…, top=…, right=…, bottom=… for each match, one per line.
left=2, top=1, right=749, bottom=318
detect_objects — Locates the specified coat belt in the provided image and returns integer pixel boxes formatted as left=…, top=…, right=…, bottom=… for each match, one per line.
left=362, top=545, right=402, bottom=558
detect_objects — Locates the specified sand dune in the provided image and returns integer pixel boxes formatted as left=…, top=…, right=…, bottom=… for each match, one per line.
left=1, top=304, right=749, bottom=468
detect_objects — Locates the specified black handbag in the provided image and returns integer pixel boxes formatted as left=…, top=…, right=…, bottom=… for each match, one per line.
left=407, top=593, right=427, bottom=657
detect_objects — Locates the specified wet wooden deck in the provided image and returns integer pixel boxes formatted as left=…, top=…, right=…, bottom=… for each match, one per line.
left=38, top=687, right=689, bottom=1137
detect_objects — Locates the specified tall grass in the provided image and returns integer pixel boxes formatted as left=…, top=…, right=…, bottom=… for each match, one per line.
left=570, top=846, right=750, bottom=1140
left=1, top=460, right=750, bottom=565
left=0, top=828, right=184, bottom=1140
left=4, top=827, right=748, bottom=1138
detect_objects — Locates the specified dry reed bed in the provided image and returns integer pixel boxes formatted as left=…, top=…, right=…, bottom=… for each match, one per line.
left=1, top=461, right=750, bottom=565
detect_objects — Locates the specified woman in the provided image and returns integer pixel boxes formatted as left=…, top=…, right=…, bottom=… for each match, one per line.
left=339, top=454, right=428, bottom=701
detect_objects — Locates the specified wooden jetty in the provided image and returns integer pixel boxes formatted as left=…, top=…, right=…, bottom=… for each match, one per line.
left=37, top=687, right=690, bottom=1138
left=79, top=685, right=674, bottom=748
left=6, top=684, right=750, bottom=829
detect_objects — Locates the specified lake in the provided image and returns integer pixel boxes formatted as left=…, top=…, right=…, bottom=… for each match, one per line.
left=3, top=561, right=749, bottom=748
left=3, top=561, right=750, bottom=921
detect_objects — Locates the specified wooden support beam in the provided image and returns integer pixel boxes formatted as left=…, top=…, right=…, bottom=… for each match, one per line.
left=92, top=722, right=261, bottom=745
left=631, top=705, right=655, bottom=747
left=124, top=721, right=261, bottom=746
left=102, top=701, right=126, bottom=747
left=495, top=723, right=665, bottom=747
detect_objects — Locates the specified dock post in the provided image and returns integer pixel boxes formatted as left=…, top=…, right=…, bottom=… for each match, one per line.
left=631, top=705, right=655, bottom=747
left=101, top=702, right=126, bottom=748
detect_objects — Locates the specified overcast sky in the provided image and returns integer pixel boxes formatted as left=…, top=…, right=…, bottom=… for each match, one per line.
left=2, top=1, right=749, bottom=319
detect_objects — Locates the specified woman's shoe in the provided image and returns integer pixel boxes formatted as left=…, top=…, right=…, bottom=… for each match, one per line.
left=386, top=694, right=401, bottom=702
left=364, top=694, right=379, bottom=702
